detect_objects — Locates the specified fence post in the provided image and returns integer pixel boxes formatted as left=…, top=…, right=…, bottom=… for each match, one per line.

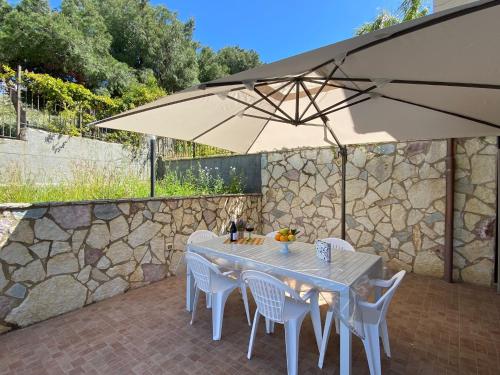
left=149, top=135, right=156, bottom=197
left=16, top=65, right=21, bottom=138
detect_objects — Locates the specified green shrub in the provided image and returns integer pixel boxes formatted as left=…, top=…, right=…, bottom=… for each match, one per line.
left=0, top=163, right=244, bottom=203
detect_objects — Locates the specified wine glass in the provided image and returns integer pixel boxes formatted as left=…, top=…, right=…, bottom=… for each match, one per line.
left=245, top=223, right=254, bottom=240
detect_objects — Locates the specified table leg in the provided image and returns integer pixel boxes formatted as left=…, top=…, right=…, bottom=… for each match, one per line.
left=186, top=265, right=195, bottom=312
left=339, top=288, right=352, bottom=375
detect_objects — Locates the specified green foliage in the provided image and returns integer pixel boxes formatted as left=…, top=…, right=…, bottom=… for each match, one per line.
left=156, top=164, right=244, bottom=198
left=0, top=162, right=244, bottom=203
left=0, top=0, right=260, bottom=94
left=0, top=64, right=165, bottom=147
left=96, top=0, right=200, bottom=93
left=0, top=0, right=11, bottom=22
left=198, top=46, right=261, bottom=82
left=356, top=0, right=429, bottom=35
left=0, top=0, right=260, bottom=155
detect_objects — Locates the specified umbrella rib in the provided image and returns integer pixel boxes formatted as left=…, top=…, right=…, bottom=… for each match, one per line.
left=299, top=65, right=340, bottom=121
left=191, top=81, right=294, bottom=142
left=299, top=80, right=343, bottom=148
left=383, top=95, right=500, bottom=130
left=93, top=79, right=292, bottom=127
left=201, top=77, right=293, bottom=88
left=303, top=76, right=500, bottom=90
left=310, top=79, right=500, bottom=130
left=295, top=81, right=300, bottom=123
left=302, top=0, right=500, bottom=77
left=241, top=114, right=287, bottom=124
left=300, top=85, right=377, bottom=123
left=245, top=82, right=297, bottom=154
left=244, top=119, right=271, bottom=154
left=253, top=84, right=294, bottom=122
left=226, top=95, right=290, bottom=122
left=190, top=114, right=239, bottom=142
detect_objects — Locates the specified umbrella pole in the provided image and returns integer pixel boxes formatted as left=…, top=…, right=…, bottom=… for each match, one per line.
left=444, top=138, right=455, bottom=283
left=340, top=146, right=347, bottom=240
left=497, top=137, right=500, bottom=293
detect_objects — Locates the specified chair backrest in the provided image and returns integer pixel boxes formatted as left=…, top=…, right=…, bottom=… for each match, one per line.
left=265, top=231, right=278, bottom=238
left=242, top=270, right=302, bottom=323
left=320, top=237, right=355, bottom=252
left=185, top=252, right=221, bottom=294
left=372, top=270, right=406, bottom=324
left=187, top=230, right=217, bottom=244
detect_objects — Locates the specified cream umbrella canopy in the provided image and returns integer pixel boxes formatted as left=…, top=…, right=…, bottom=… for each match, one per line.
left=95, top=0, right=500, bottom=239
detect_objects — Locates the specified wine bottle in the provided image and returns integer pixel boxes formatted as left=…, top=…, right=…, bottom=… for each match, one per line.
left=230, top=220, right=238, bottom=242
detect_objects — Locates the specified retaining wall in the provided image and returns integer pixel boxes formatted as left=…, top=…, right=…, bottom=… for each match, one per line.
left=261, top=137, right=497, bottom=286
left=0, top=194, right=262, bottom=334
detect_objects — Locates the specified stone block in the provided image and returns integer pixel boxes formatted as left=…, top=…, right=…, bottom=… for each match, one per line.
left=94, top=204, right=121, bottom=220
left=34, top=218, right=70, bottom=241
left=6, top=275, right=87, bottom=327
left=50, top=205, right=91, bottom=229
left=93, top=278, right=128, bottom=302
left=0, top=242, right=33, bottom=265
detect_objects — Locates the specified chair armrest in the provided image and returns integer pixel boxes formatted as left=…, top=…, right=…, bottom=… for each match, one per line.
left=369, top=278, right=394, bottom=289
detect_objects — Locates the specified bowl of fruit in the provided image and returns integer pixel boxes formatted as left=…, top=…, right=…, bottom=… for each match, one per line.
left=274, top=228, right=300, bottom=254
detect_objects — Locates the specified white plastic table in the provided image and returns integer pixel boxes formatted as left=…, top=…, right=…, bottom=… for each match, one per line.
left=186, top=235, right=383, bottom=375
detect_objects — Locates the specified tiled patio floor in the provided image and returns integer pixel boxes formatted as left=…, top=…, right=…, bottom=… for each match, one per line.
left=0, top=271, right=499, bottom=375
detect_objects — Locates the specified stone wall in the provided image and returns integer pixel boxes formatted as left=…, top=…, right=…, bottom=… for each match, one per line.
left=0, top=194, right=261, bottom=334
left=261, top=137, right=497, bottom=286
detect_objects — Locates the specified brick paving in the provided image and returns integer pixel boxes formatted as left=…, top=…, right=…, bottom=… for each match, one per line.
left=0, top=271, right=499, bottom=375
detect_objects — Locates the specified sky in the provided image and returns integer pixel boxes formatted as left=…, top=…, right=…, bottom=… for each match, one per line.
left=17, top=0, right=433, bottom=63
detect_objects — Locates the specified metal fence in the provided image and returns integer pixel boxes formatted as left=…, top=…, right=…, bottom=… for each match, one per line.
left=0, top=81, right=18, bottom=139
left=156, top=138, right=233, bottom=160
left=0, top=66, right=233, bottom=159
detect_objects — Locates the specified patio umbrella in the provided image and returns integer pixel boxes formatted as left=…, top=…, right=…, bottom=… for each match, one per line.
left=94, top=0, right=500, bottom=240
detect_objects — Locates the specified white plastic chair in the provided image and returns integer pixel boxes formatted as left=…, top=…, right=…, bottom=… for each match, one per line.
left=187, top=230, right=251, bottom=326
left=185, top=252, right=251, bottom=340
left=319, top=237, right=355, bottom=252
left=318, top=270, right=406, bottom=374
left=242, top=270, right=322, bottom=375
left=187, top=230, right=219, bottom=309
left=318, top=237, right=355, bottom=334
left=187, top=230, right=218, bottom=244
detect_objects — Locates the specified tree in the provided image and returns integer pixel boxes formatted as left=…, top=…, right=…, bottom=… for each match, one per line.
left=198, top=46, right=261, bottom=83
left=356, top=0, right=429, bottom=35
left=0, top=0, right=261, bottom=96
left=0, top=0, right=133, bottom=95
left=0, top=0, right=11, bottom=22
left=96, top=0, right=199, bottom=93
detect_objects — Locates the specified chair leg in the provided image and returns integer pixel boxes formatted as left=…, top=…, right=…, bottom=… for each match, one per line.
left=190, top=287, right=200, bottom=325
left=240, top=284, right=251, bottom=326
left=362, top=324, right=382, bottom=375
left=379, top=320, right=391, bottom=358
left=206, top=292, right=212, bottom=309
left=284, top=315, right=305, bottom=375
left=265, top=318, right=275, bottom=334
left=318, top=309, right=334, bottom=369
left=211, top=289, right=232, bottom=341
left=248, top=310, right=260, bottom=359
left=334, top=317, right=340, bottom=335
left=308, top=291, right=322, bottom=353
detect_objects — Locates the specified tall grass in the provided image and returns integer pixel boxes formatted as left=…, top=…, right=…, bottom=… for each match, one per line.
left=0, top=163, right=244, bottom=204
